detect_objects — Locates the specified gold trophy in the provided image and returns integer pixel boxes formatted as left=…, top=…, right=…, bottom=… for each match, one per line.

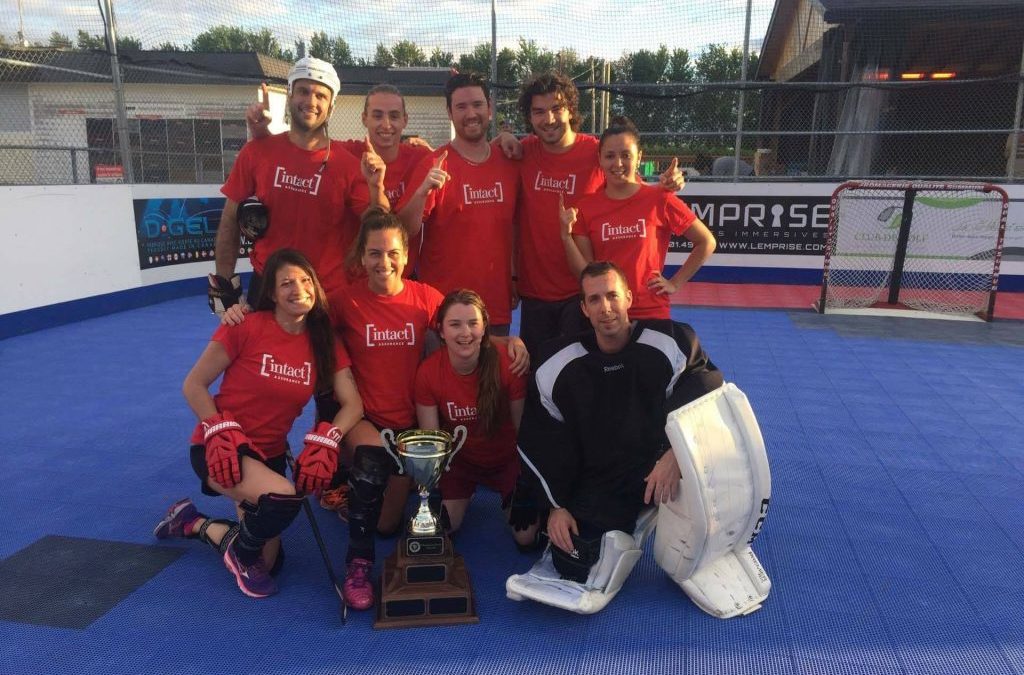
left=375, top=427, right=479, bottom=628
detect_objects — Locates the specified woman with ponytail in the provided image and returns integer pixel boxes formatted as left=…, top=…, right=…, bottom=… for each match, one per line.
left=560, top=116, right=715, bottom=320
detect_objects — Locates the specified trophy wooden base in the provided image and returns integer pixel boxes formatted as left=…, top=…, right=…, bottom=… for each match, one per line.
left=373, top=532, right=479, bottom=629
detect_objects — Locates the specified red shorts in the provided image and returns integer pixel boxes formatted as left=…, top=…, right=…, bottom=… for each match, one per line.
left=438, top=455, right=519, bottom=501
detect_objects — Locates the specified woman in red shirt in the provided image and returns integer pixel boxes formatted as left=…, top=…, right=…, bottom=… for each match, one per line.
left=414, top=289, right=538, bottom=548
left=154, top=249, right=363, bottom=599
left=561, top=116, right=716, bottom=319
left=322, top=209, right=531, bottom=611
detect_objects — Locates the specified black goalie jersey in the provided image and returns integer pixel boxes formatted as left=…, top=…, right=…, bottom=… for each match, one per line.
left=518, top=319, right=723, bottom=532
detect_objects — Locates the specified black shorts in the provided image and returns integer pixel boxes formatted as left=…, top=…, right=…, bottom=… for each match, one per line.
left=189, top=444, right=288, bottom=496
left=519, top=295, right=587, bottom=358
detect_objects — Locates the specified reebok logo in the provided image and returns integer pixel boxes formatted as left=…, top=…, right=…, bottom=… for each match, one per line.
left=366, top=323, right=416, bottom=347
left=533, top=172, right=576, bottom=195
left=385, top=181, right=406, bottom=204
left=446, top=401, right=478, bottom=422
left=260, top=354, right=312, bottom=386
left=601, top=218, right=646, bottom=241
left=274, top=166, right=322, bottom=195
left=462, top=182, right=504, bottom=204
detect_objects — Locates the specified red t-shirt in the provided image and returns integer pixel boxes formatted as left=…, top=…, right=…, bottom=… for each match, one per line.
left=399, top=145, right=520, bottom=324
left=339, top=141, right=433, bottom=279
left=573, top=184, right=697, bottom=319
left=221, top=133, right=370, bottom=291
left=327, top=280, right=444, bottom=429
left=208, top=311, right=352, bottom=457
left=516, top=134, right=605, bottom=301
left=414, top=346, right=526, bottom=469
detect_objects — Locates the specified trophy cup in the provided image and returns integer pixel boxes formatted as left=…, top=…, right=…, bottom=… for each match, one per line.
left=374, top=426, right=479, bottom=628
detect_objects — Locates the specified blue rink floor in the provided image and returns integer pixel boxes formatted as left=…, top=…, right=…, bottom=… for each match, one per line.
left=1, top=295, right=1022, bottom=675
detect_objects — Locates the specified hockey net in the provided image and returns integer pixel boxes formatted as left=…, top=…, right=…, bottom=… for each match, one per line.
left=818, top=181, right=1009, bottom=321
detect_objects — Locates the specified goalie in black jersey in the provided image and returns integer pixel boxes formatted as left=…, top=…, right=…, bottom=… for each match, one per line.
left=516, top=260, right=723, bottom=583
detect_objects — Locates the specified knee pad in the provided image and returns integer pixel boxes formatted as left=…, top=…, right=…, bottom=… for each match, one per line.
left=350, top=445, right=391, bottom=486
left=656, top=382, right=772, bottom=618
left=349, top=445, right=391, bottom=505
left=238, top=492, right=304, bottom=544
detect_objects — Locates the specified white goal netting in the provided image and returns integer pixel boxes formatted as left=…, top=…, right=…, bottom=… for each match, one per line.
left=819, top=182, right=1009, bottom=320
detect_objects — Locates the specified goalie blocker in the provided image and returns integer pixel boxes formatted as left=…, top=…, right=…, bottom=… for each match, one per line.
left=506, top=383, right=771, bottom=618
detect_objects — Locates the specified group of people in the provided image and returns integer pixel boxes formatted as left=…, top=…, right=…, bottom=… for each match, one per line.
left=154, top=56, right=724, bottom=613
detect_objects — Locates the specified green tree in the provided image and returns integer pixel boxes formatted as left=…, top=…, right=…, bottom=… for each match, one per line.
left=390, top=40, right=426, bottom=67
left=117, top=35, right=142, bottom=50
left=373, top=43, right=394, bottom=67
left=189, top=25, right=290, bottom=60
left=77, top=31, right=142, bottom=51
left=157, top=42, right=182, bottom=51
left=309, top=32, right=353, bottom=68
left=691, top=45, right=760, bottom=145
left=49, top=31, right=72, bottom=48
left=76, top=30, right=105, bottom=50
left=457, top=43, right=515, bottom=83
left=428, top=47, right=454, bottom=68
left=514, top=38, right=554, bottom=81
left=615, top=45, right=670, bottom=134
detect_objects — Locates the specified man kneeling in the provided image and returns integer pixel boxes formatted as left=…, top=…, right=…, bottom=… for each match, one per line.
left=516, top=261, right=723, bottom=586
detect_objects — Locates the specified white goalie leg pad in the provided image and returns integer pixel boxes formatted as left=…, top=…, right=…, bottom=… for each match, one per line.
left=654, top=382, right=772, bottom=618
left=505, top=508, right=656, bottom=614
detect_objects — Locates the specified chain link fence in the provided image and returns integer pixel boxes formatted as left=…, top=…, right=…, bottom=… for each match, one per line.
left=2, top=0, right=1022, bottom=185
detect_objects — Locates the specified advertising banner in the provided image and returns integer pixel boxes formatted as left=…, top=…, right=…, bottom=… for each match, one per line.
left=669, top=193, right=832, bottom=256
left=133, top=197, right=252, bottom=270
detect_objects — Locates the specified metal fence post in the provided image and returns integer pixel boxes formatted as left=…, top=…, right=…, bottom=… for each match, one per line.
left=1006, top=37, right=1024, bottom=180
left=104, top=0, right=135, bottom=183
left=732, top=0, right=754, bottom=181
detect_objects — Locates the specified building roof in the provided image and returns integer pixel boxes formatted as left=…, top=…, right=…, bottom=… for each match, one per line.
left=0, top=49, right=450, bottom=94
left=817, top=0, right=1024, bottom=21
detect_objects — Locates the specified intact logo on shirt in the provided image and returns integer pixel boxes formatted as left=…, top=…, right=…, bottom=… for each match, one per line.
left=366, top=322, right=416, bottom=347
left=601, top=218, right=647, bottom=241
left=533, top=172, right=576, bottom=195
left=462, top=182, right=504, bottom=204
left=446, top=401, right=478, bottom=422
left=274, top=166, right=322, bottom=195
left=385, top=181, right=406, bottom=204
left=260, top=354, right=312, bottom=385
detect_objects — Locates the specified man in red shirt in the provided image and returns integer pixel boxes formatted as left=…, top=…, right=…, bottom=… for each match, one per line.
left=397, top=72, right=521, bottom=335
left=210, top=57, right=388, bottom=313
left=496, top=73, right=687, bottom=354
left=246, top=83, right=432, bottom=279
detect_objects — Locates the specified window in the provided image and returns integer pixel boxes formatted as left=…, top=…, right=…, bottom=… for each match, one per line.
left=85, top=117, right=243, bottom=184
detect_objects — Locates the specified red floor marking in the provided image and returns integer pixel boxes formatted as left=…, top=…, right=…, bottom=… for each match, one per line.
left=671, top=283, right=1024, bottom=320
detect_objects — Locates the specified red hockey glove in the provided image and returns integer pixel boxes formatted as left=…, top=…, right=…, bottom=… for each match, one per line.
left=295, top=422, right=342, bottom=495
left=202, top=411, right=249, bottom=489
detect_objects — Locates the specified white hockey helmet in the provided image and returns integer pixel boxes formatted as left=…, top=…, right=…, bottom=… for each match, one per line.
left=287, top=56, right=340, bottom=101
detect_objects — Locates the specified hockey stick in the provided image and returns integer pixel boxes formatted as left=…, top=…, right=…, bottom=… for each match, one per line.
left=285, top=450, right=348, bottom=625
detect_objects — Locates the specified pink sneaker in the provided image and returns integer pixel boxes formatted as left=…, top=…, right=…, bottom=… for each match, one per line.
left=153, top=498, right=200, bottom=539
left=342, top=558, right=375, bottom=610
left=223, top=544, right=278, bottom=598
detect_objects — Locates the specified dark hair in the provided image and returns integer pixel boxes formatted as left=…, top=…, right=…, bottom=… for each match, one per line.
left=346, top=206, right=409, bottom=273
left=580, top=260, right=630, bottom=292
left=436, top=289, right=504, bottom=437
left=599, top=115, right=641, bottom=151
left=445, top=72, right=490, bottom=109
left=518, top=72, right=581, bottom=132
left=254, top=248, right=336, bottom=394
left=363, top=84, right=406, bottom=115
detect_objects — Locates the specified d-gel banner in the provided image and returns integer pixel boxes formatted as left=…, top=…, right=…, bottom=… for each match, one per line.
left=133, top=197, right=252, bottom=269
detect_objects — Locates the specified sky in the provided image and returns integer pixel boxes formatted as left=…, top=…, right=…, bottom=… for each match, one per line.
left=5, top=0, right=773, bottom=61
